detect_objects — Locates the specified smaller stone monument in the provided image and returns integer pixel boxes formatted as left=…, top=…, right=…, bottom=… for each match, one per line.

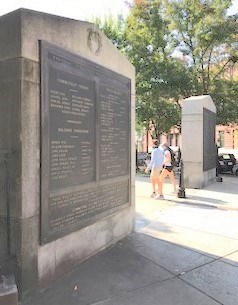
left=182, top=95, right=216, bottom=188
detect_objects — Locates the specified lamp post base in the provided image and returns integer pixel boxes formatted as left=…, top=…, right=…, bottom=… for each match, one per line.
left=177, top=188, right=186, bottom=198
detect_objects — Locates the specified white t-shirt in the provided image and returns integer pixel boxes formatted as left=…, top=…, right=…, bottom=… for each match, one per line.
left=164, top=149, right=172, bottom=166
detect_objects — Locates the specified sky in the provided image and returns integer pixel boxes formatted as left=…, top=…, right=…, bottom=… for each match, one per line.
left=0, top=0, right=132, bottom=21
left=0, top=0, right=237, bottom=21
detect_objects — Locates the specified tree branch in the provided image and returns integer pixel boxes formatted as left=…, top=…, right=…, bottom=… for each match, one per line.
left=207, top=47, right=214, bottom=91
left=211, top=58, right=231, bottom=82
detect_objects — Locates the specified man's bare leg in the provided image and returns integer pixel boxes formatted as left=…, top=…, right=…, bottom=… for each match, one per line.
left=150, top=174, right=157, bottom=197
left=150, top=176, right=155, bottom=192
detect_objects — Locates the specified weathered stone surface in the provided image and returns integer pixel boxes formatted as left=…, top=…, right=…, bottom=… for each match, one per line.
left=0, top=10, right=21, bottom=60
left=0, top=8, right=135, bottom=299
left=9, top=217, right=38, bottom=297
left=0, top=275, right=18, bottom=305
left=182, top=95, right=216, bottom=188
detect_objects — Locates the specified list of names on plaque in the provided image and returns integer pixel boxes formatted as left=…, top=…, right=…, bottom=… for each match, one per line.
left=48, top=67, right=96, bottom=189
left=99, top=81, right=130, bottom=179
left=41, top=41, right=131, bottom=243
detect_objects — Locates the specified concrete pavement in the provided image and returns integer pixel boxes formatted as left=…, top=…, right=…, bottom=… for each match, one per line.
left=22, top=175, right=238, bottom=305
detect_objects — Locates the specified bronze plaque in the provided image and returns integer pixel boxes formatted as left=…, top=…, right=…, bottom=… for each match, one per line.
left=99, top=80, right=130, bottom=179
left=203, top=108, right=216, bottom=171
left=40, top=41, right=131, bottom=244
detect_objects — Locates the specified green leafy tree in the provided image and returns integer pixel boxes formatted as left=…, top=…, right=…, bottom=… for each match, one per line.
left=96, top=0, right=238, bottom=131
left=165, top=0, right=238, bottom=124
left=212, top=80, right=238, bottom=125
left=94, top=14, right=126, bottom=50
left=137, top=96, right=181, bottom=138
left=96, top=2, right=187, bottom=137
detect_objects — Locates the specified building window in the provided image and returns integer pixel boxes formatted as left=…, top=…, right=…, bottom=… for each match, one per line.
left=218, top=131, right=225, bottom=147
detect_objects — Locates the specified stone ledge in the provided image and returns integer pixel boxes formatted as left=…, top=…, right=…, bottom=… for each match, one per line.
left=0, top=275, right=18, bottom=305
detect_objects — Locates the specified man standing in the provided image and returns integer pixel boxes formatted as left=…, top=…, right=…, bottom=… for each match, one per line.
left=145, top=140, right=164, bottom=198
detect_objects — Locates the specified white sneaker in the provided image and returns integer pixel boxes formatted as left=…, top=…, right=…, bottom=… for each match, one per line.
left=150, top=192, right=156, bottom=198
left=155, top=195, right=165, bottom=200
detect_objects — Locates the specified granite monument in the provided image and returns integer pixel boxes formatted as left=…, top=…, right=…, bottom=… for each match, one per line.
left=182, top=95, right=216, bottom=188
left=0, top=8, right=135, bottom=301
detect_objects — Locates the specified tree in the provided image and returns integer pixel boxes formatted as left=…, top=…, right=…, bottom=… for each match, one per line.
left=165, top=0, right=238, bottom=124
left=96, top=2, right=189, bottom=136
left=96, top=0, right=238, bottom=130
left=125, top=1, right=193, bottom=97
left=137, top=96, right=181, bottom=138
left=94, top=14, right=126, bottom=50
left=212, top=79, right=238, bottom=125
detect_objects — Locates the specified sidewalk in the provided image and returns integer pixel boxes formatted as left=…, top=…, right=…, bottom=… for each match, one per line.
left=22, top=176, right=238, bottom=305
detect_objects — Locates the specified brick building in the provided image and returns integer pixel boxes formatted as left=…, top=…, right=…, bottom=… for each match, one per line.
left=137, top=59, right=238, bottom=152
left=137, top=125, right=238, bottom=152
left=216, top=125, right=238, bottom=149
left=137, top=127, right=181, bottom=153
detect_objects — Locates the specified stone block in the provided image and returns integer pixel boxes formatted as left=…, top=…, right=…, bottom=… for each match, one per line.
left=19, top=8, right=135, bottom=76
left=131, top=106, right=136, bottom=187
left=0, top=10, right=21, bottom=61
left=0, top=8, right=135, bottom=299
left=53, top=206, right=133, bottom=280
left=38, top=242, right=56, bottom=287
left=0, top=217, right=8, bottom=262
left=10, top=217, right=38, bottom=297
left=0, top=275, right=18, bottom=305
left=20, top=59, right=39, bottom=84
left=0, top=59, right=21, bottom=82
left=183, top=162, right=203, bottom=189
left=0, top=79, right=21, bottom=152
left=182, top=95, right=216, bottom=115
left=182, top=120, right=203, bottom=163
left=182, top=95, right=216, bottom=188
left=21, top=81, right=40, bottom=220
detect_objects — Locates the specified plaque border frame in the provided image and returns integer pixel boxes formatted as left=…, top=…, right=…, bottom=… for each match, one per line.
left=203, top=107, right=216, bottom=171
left=40, top=40, right=132, bottom=244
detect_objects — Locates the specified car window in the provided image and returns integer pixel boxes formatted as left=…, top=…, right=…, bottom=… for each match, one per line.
left=222, top=154, right=231, bottom=160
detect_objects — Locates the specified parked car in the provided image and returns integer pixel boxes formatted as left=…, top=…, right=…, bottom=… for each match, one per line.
left=136, top=152, right=149, bottom=170
left=218, top=153, right=237, bottom=173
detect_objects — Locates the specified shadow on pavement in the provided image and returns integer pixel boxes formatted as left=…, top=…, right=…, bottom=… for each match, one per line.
left=185, top=195, right=226, bottom=205
left=173, top=200, right=218, bottom=210
left=21, top=232, right=238, bottom=305
left=21, top=175, right=238, bottom=305
left=136, top=212, right=174, bottom=232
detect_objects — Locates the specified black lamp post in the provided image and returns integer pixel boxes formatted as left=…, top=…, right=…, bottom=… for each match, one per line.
left=177, top=159, right=186, bottom=198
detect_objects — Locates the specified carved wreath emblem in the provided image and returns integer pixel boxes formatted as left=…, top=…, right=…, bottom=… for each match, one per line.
left=87, top=29, right=102, bottom=56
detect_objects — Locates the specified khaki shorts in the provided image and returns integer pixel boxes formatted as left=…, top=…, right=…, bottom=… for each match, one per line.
left=150, top=167, right=162, bottom=179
